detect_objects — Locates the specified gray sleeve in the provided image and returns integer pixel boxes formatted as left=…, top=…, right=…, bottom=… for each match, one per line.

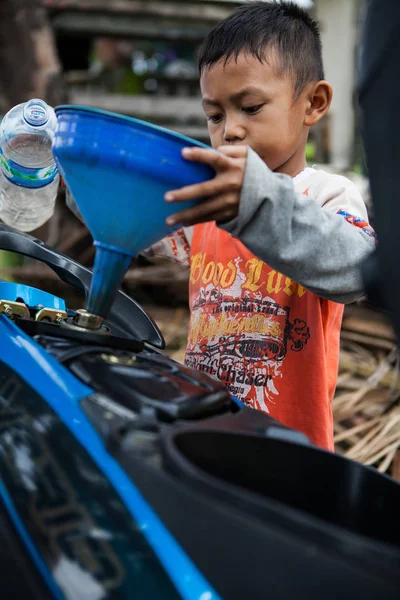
left=219, top=149, right=375, bottom=304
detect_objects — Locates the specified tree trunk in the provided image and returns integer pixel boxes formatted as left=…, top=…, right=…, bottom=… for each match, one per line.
left=0, top=0, right=67, bottom=113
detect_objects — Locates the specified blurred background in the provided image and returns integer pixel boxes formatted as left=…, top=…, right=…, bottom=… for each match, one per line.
left=0, top=0, right=399, bottom=478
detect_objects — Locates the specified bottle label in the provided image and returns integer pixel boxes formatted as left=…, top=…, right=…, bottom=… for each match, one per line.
left=0, top=149, right=58, bottom=189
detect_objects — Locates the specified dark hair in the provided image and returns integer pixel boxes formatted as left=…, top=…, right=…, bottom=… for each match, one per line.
left=198, top=1, right=325, bottom=98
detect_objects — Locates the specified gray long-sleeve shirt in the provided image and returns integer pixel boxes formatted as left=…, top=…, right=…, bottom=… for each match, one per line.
left=148, top=148, right=375, bottom=304
left=218, top=148, right=375, bottom=304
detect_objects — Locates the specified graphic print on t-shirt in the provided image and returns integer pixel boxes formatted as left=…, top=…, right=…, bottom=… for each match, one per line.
left=185, top=253, right=310, bottom=412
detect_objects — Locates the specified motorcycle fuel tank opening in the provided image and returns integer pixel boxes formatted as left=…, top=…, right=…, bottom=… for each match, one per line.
left=60, top=308, right=110, bottom=335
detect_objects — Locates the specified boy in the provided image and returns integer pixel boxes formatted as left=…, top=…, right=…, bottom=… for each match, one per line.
left=149, top=1, right=376, bottom=451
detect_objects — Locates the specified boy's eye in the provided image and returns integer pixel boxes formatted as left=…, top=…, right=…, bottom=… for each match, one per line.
left=207, top=114, right=223, bottom=124
left=243, top=104, right=263, bottom=115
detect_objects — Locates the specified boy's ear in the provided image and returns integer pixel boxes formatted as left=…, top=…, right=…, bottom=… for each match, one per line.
left=304, top=81, right=333, bottom=127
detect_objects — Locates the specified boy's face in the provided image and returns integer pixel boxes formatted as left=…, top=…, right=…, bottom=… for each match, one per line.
left=200, top=52, right=311, bottom=175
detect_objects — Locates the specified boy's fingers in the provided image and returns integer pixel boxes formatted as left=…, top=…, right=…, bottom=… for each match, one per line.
left=217, top=145, right=248, bottom=159
left=166, top=194, right=238, bottom=226
left=165, top=176, right=232, bottom=203
left=179, top=208, right=234, bottom=226
left=181, top=146, right=229, bottom=169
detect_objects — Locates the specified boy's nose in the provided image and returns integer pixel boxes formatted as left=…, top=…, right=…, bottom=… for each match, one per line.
left=223, top=120, right=246, bottom=143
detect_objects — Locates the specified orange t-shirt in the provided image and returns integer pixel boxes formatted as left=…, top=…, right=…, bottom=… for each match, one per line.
left=149, top=167, right=375, bottom=451
left=186, top=221, right=342, bottom=451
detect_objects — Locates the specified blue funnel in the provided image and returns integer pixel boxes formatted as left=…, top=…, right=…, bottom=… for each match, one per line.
left=53, top=106, right=214, bottom=317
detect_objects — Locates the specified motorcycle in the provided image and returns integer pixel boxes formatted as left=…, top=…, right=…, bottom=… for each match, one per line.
left=0, top=223, right=399, bottom=600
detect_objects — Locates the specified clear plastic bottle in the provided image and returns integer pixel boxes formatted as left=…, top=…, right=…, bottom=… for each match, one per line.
left=0, top=98, right=59, bottom=231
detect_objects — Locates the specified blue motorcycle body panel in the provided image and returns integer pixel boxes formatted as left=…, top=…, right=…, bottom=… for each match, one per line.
left=0, top=281, right=66, bottom=310
left=0, top=315, right=219, bottom=600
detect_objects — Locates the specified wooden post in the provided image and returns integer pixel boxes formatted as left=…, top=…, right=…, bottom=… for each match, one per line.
left=0, top=0, right=66, bottom=113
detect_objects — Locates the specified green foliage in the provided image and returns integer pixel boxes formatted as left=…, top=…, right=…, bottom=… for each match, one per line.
left=306, top=140, right=316, bottom=162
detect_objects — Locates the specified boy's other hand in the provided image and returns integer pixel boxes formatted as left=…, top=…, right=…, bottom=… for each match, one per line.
left=165, top=145, right=247, bottom=226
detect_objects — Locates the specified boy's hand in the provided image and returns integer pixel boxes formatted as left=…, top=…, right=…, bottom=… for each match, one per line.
left=165, top=145, right=248, bottom=226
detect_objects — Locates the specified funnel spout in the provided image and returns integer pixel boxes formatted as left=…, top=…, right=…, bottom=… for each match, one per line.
left=86, top=243, right=133, bottom=317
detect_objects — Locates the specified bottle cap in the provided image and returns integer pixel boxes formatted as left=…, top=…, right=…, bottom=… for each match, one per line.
left=23, top=99, right=49, bottom=127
